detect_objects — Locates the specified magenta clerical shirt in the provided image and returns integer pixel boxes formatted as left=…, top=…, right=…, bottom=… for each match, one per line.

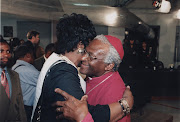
left=86, top=71, right=130, bottom=122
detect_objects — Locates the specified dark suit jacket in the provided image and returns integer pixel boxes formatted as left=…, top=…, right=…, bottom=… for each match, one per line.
left=0, top=69, right=27, bottom=122
left=34, top=56, right=45, bottom=71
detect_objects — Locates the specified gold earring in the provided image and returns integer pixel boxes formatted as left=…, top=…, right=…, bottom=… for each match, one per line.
left=77, top=48, right=85, bottom=54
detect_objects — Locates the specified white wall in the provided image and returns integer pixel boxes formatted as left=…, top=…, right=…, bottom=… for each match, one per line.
left=108, top=27, right=125, bottom=43
left=1, top=16, right=17, bottom=41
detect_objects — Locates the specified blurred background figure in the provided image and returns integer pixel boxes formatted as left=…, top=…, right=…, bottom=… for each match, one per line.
left=12, top=45, right=39, bottom=122
left=9, top=37, right=21, bottom=52
left=123, top=39, right=139, bottom=69
left=8, top=37, right=21, bottom=67
left=34, top=43, right=55, bottom=71
left=35, top=40, right=45, bottom=59
left=24, top=30, right=42, bottom=59
left=139, top=41, right=151, bottom=69
left=20, top=39, right=25, bottom=45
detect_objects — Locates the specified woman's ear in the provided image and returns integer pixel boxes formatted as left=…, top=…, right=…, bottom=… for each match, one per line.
left=105, top=63, right=114, bottom=71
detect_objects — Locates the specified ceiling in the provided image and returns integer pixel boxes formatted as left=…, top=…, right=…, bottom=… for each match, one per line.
left=1, top=0, right=180, bottom=39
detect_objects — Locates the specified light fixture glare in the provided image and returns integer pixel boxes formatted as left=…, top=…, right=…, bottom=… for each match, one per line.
left=177, top=10, right=180, bottom=19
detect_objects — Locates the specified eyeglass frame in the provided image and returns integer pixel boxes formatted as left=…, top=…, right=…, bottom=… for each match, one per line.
left=83, top=49, right=105, bottom=61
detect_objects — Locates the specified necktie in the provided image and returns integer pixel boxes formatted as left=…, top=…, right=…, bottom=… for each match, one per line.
left=1, top=70, right=10, bottom=98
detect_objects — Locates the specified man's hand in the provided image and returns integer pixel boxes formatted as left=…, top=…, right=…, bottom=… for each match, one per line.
left=54, top=88, right=89, bottom=122
left=123, top=86, right=134, bottom=109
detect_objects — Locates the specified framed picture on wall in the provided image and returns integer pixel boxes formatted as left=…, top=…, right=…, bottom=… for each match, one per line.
left=3, top=26, right=13, bottom=37
left=175, top=26, right=180, bottom=62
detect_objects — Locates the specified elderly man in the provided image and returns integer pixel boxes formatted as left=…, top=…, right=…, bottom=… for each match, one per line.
left=80, top=35, right=130, bottom=121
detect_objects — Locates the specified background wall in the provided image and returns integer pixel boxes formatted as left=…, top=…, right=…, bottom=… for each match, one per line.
left=107, top=12, right=180, bottom=68
left=17, top=21, right=51, bottom=48
left=1, top=15, right=17, bottom=41
left=1, top=15, right=51, bottom=48
left=1, top=13, right=180, bottom=68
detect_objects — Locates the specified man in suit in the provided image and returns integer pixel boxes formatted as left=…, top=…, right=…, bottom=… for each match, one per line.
left=0, top=39, right=27, bottom=122
left=34, top=43, right=55, bottom=71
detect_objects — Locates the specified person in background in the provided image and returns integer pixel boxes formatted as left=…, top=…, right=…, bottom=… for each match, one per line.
left=24, top=30, right=40, bottom=59
left=35, top=40, right=45, bottom=59
left=8, top=37, right=21, bottom=67
left=12, top=45, right=40, bottom=122
left=34, top=43, right=55, bottom=71
left=79, top=34, right=130, bottom=122
left=123, top=39, right=139, bottom=69
left=0, top=39, right=27, bottom=122
left=20, top=39, right=25, bottom=45
left=139, top=41, right=151, bottom=68
left=9, top=37, right=21, bottom=52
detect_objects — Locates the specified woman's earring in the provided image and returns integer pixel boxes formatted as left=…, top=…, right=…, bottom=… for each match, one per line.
left=78, top=48, right=85, bottom=54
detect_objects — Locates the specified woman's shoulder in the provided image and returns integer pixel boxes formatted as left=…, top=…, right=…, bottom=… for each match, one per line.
left=49, top=62, right=78, bottom=77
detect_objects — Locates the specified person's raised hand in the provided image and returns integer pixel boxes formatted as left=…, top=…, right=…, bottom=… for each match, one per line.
left=53, top=88, right=89, bottom=122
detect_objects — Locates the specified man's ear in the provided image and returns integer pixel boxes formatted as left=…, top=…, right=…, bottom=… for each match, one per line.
left=105, top=63, right=114, bottom=71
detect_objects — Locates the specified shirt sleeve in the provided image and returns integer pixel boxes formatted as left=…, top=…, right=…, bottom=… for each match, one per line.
left=88, top=104, right=110, bottom=122
left=82, top=112, right=94, bottom=122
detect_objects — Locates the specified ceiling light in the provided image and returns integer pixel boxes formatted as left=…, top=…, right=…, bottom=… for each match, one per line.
left=138, top=21, right=142, bottom=24
left=73, top=3, right=90, bottom=7
left=176, top=10, right=180, bottom=19
left=105, top=12, right=118, bottom=26
left=125, top=31, right=129, bottom=35
left=156, top=0, right=171, bottom=13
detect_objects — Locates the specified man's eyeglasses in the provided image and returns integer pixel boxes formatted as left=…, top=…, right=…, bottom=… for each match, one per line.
left=84, top=50, right=104, bottom=61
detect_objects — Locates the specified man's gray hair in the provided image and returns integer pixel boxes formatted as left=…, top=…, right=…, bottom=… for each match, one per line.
left=94, top=34, right=122, bottom=71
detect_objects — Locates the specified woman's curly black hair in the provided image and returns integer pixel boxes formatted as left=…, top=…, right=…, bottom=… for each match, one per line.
left=56, top=13, right=96, bottom=54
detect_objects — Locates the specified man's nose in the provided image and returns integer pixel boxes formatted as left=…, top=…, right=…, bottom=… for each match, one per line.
left=3, top=52, right=8, bottom=57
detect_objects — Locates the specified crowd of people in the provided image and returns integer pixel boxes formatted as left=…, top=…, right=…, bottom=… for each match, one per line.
left=121, top=38, right=164, bottom=70
left=0, top=13, right=134, bottom=122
